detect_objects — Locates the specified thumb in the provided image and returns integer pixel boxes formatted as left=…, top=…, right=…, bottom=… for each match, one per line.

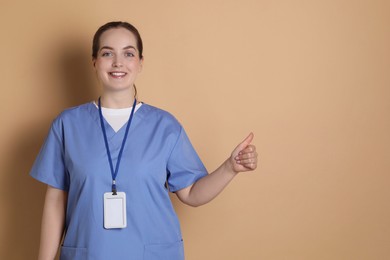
left=235, top=132, right=254, bottom=152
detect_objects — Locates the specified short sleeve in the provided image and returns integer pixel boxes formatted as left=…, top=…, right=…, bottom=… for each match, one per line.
left=30, top=118, right=69, bottom=191
left=166, top=126, right=208, bottom=192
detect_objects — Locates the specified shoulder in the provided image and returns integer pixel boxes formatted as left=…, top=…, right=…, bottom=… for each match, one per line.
left=139, top=103, right=185, bottom=141
left=57, top=102, right=92, bottom=119
left=51, top=102, right=93, bottom=128
left=140, top=103, right=182, bottom=128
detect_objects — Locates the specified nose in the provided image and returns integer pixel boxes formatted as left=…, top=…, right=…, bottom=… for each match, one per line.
left=112, top=56, right=123, bottom=67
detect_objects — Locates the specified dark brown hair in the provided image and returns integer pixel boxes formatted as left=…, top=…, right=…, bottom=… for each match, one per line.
left=92, top=21, right=143, bottom=59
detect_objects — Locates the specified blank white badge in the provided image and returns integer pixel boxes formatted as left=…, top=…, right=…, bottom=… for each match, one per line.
left=104, top=192, right=127, bottom=229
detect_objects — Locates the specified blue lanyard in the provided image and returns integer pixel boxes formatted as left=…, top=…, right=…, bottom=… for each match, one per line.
left=98, top=97, right=137, bottom=195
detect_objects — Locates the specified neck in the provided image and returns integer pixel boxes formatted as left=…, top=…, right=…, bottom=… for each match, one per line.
left=99, top=90, right=136, bottom=109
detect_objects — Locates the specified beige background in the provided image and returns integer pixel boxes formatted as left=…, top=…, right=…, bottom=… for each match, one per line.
left=1, top=0, right=389, bottom=259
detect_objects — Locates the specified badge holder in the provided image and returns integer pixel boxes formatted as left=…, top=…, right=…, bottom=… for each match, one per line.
left=104, top=192, right=127, bottom=229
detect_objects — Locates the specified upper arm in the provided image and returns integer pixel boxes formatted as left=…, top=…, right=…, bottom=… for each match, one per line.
left=174, top=184, right=193, bottom=205
left=44, top=185, right=68, bottom=207
left=30, top=119, right=70, bottom=191
left=166, top=126, right=207, bottom=192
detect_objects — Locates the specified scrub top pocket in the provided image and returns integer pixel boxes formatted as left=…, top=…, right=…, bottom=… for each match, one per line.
left=144, top=240, right=184, bottom=260
left=60, top=246, right=87, bottom=260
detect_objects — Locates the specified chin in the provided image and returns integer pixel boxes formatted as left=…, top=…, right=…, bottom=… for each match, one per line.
left=104, top=85, right=133, bottom=92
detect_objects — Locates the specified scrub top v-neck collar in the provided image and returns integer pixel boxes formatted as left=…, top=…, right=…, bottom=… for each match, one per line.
left=87, top=101, right=147, bottom=140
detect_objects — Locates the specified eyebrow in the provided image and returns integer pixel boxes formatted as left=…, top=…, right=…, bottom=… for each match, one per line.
left=99, top=45, right=137, bottom=51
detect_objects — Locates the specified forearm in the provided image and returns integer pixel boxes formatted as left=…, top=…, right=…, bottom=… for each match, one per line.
left=38, top=186, right=67, bottom=260
left=179, top=159, right=237, bottom=207
left=176, top=133, right=258, bottom=207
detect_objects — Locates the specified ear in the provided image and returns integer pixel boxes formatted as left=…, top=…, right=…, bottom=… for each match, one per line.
left=92, top=58, right=96, bottom=68
left=138, top=57, right=144, bottom=72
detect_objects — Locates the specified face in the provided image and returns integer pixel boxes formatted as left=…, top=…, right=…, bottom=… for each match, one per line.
left=93, top=28, right=143, bottom=92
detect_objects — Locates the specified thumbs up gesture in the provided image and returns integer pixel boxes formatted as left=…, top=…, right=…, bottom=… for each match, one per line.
left=230, top=133, right=258, bottom=173
left=175, top=132, right=258, bottom=206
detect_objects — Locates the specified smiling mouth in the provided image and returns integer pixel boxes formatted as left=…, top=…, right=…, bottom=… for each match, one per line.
left=109, top=72, right=127, bottom=78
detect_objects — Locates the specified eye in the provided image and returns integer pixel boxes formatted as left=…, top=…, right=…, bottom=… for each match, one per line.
left=125, top=52, right=135, bottom=57
left=101, top=52, right=113, bottom=57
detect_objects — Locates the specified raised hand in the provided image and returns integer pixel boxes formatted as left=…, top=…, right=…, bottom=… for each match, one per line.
left=230, top=133, right=258, bottom=173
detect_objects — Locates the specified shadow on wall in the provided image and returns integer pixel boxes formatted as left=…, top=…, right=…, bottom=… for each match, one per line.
left=58, top=41, right=97, bottom=107
left=1, top=40, right=95, bottom=260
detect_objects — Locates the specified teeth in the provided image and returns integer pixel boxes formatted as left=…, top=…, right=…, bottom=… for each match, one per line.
left=110, top=72, right=126, bottom=77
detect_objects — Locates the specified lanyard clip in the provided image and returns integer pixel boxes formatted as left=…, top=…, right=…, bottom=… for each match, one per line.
left=112, top=180, right=117, bottom=195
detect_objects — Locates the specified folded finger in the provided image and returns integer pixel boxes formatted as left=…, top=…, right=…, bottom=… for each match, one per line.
left=236, top=151, right=257, bottom=160
left=238, top=145, right=256, bottom=155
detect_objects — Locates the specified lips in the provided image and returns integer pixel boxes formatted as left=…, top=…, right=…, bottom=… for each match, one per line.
left=109, top=71, right=127, bottom=78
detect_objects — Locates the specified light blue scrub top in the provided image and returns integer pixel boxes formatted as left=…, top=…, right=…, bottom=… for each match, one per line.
left=30, top=102, right=208, bottom=260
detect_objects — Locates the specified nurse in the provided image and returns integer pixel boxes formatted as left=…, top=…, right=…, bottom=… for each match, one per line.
left=31, top=21, right=258, bottom=260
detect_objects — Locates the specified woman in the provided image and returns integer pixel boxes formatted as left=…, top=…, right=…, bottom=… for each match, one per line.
left=31, top=21, right=258, bottom=260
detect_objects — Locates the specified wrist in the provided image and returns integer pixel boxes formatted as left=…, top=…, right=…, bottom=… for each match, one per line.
left=224, top=158, right=239, bottom=176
